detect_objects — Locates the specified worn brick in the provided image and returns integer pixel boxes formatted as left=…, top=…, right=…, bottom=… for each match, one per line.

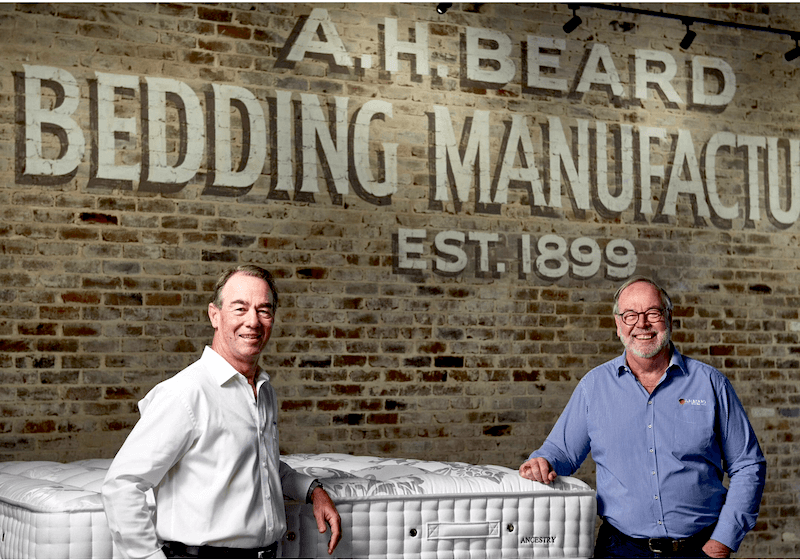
left=18, top=323, right=58, bottom=336
left=64, top=387, right=102, bottom=401
left=22, top=420, right=57, bottom=434
left=218, top=24, right=250, bottom=40
left=59, top=227, right=99, bottom=241
left=434, top=356, right=464, bottom=368
left=197, top=6, right=231, bottom=22
left=37, top=339, right=79, bottom=353
left=62, top=324, right=100, bottom=337
left=41, top=371, right=80, bottom=384
left=282, top=400, right=314, bottom=411
left=144, top=293, right=182, bottom=306
left=104, top=387, right=138, bottom=400
left=104, top=293, right=143, bottom=307
left=158, top=4, right=195, bottom=18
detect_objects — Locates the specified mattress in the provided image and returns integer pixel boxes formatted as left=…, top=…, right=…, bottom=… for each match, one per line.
left=0, top=459, right=123, bottom=559
left=280, top=453, right=597, bottom=558
left=0, top=455, right=596, bottom=559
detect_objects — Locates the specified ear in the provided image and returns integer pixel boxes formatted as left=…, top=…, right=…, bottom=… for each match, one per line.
left=208, top=303, right=220, bottom=329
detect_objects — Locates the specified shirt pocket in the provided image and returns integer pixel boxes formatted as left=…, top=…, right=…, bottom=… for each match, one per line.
left=671, top=404, right=716, bottom=458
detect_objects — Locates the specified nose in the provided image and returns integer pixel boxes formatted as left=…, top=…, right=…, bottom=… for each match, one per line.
left=244, top=307, right=260, bottom=326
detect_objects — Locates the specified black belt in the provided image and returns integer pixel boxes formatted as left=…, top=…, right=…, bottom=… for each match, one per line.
left=604, top=520, right=716, bottom=555
left=162, top=540, right=277, bottom=559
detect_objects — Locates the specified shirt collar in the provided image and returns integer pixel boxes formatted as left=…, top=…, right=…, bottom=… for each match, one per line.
left=667, top=345, right=689, bottom=376
left=201, top=346, right=270, bottom=386
left=615, top=343, right=687, bottom=377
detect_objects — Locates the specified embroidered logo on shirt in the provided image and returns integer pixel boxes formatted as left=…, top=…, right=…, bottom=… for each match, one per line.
left=679, top=398, right=707, bottom=406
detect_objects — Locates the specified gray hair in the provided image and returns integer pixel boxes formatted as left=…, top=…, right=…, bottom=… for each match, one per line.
left=210, top=265, right=278, bottom=309
left=613, top=276, right=673, bottom=315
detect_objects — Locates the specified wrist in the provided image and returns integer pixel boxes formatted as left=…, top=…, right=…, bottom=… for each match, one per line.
left=306, top=479, right=323, bottom=503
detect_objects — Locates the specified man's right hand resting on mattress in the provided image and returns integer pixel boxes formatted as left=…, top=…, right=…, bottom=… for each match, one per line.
left=518, top=457, right=557, bottom=485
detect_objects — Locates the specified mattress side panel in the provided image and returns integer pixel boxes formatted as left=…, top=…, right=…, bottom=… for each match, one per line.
left=279, top=492, right=597, bottom=559
left=0, top=497, right=117, bottom=558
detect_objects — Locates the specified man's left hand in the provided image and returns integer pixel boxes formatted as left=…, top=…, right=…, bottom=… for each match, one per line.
left=703, top=539, right=731, bottom=558
left=311, top=486, right=342, bottom=555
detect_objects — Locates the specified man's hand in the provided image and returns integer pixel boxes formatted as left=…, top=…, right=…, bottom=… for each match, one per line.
left=519, top=457, right=557, bottom=485
left=311, top=486, right=341, bottom=555
left=702, top=539, right=731, bottom=559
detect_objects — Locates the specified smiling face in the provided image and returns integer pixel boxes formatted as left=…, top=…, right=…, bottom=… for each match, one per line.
left=208, top=272, right=276, bottom=376
left=615, top=280, right=672, bottom=359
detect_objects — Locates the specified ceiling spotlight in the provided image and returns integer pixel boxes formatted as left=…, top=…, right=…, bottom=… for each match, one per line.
left=436, top=3, right=452, bottom=14
left=563, top=6, right=582, bottom=34
left=786, top=37, right=800, bottom=61
left=680, top=21, right=696, bottom=50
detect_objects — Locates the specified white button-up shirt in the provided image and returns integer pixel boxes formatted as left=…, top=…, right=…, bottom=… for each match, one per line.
left=102, top=347, right=314, bottom=559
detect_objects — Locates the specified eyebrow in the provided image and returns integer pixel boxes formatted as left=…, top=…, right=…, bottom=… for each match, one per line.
left=229, top=299, right=274, bottom=309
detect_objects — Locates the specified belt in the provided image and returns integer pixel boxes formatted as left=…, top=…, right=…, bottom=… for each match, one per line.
left=604, top=520, right=716, bottom=555
left=162, top=540, right=277, bottom=559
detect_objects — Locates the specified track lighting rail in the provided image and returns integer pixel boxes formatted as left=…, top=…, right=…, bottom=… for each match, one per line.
left=565, top=3, right=799, bottom=59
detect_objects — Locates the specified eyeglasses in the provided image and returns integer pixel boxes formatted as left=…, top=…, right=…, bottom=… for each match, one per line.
left=616, top=308, right=666, bottom=326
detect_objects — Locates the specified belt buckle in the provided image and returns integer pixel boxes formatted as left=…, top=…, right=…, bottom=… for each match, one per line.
left=648, top=538, right=676, bottom=554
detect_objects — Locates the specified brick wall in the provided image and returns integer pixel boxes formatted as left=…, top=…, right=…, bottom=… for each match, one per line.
left=1, top=2, right=799, bottom=556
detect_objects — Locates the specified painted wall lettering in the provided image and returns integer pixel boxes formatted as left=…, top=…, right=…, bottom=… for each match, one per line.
left=15, top=62, right=799, bottom=230
left=393, top=228, right=638, bottom=281
left=10, top=7, right=800, bottom=286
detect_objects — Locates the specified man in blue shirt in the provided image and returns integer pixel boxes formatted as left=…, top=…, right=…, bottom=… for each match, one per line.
left=519, top=277, right=765, bottom=558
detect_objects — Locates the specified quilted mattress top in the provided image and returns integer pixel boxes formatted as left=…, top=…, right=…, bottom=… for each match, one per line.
left=0, top=454, right=593, bottom=513
left=0, top=459, right=114, bottom=513
left=282, top=453, right=594, bottom=501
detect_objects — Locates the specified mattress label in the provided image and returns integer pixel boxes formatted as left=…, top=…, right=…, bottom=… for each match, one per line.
left=426, top=521, right=500, bottom=540
left=520, top=535, right=558, bottom=545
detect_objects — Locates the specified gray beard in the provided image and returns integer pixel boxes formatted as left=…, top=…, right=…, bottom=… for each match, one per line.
left=622, top=326, right=671, bottom=358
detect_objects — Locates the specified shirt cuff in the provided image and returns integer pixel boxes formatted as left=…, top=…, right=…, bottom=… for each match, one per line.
left=306, top=479, right=322, bottom=503
left=710, top=520, right=744, bottom=552
left=146, top=547, right=168, bottom=559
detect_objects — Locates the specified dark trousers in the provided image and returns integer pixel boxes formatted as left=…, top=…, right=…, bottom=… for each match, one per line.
left=594, top=520, right=715, bottom=559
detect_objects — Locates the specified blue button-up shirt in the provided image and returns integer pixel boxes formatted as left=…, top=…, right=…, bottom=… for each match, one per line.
left=530, top=345, right=766, bottom=551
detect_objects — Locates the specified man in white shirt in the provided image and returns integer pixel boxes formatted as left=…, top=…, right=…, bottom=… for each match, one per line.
left=102, top=265, right=341, bottom=559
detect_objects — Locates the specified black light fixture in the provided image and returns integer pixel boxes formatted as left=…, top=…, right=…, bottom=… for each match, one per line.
left=786, top=36, right=800, bottom=61
left=563, top=3, right=800, bottom=64
left=436, top=3, right=452, bottom=14
left=563, top=5, right=582, bottom=34
left=680, top=20, right=696, bottom=50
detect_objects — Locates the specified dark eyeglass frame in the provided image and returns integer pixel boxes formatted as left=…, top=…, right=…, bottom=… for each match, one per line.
left=615, top=307, right=666, bottom=326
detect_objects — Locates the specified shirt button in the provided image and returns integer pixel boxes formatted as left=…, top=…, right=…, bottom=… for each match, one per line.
left=658, top=521, right=663, bottom=525
left=649, top=448, right=654, bottom=453
left=652, top=471, right=656, bottom=475
left=654, top=495, right=659, bottom=500
left=648, top=424, right=652, bottom=429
